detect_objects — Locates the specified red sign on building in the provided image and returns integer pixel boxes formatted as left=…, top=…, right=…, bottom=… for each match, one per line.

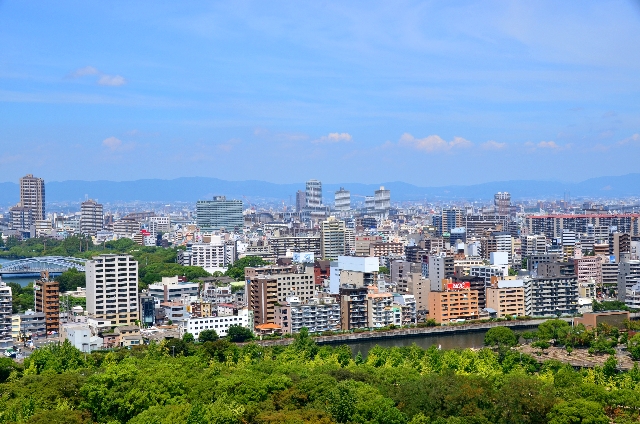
left=447, top=281, right=470, bottom=291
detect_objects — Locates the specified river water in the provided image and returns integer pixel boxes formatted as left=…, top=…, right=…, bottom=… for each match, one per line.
left=339, top=330, right=489, bottom=357
left=0, top=257, right=37, bottom=287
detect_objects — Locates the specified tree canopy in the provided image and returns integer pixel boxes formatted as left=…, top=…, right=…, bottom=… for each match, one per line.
left=225, top=256, right=269, bottom=281
left=0, top=332, right=636, bottom=424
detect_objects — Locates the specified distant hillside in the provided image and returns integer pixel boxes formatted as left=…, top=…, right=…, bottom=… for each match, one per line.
left=0, top=174, right=639, bottom=206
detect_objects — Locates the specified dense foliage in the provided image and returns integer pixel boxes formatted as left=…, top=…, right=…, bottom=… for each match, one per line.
left=2, top=328, right=640, bottom=423
left=593, top=300, right=633, bottom=312
left=225, top=256, right=269, bottom=281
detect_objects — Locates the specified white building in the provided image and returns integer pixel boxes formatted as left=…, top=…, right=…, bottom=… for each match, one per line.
left=148, top=276, right=199, bottom=303
left=189, top=242, right=230, bottom=273
left=80, top=199, right=104, bottom=236
left=61, top=322, right=103, bottom=352
left=329, top=255, right=379, bottom=293
left=180, top=308, right=253, bottom=339
left=0, top=281, right=13, bottom=350
left=85, top=254, right=139, bottom=325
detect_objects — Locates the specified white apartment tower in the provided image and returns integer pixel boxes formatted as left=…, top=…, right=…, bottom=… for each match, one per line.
left=374, top=186, right=391, bottom=216
left=335, top=187, right=351, bottom=212
left=86, top=254, right=139, bottom=325
left=0, top=280, right=12, bottom=349
left=305, top=179, right=322, bottom=208
left=80, top=199, right=104, bottom=236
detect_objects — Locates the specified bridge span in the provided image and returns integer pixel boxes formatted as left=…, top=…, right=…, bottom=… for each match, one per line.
left=0, top=256, right=86, bottom=277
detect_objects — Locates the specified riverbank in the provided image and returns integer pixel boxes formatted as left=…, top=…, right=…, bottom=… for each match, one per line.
left=254, top=318, right=550, bottom=348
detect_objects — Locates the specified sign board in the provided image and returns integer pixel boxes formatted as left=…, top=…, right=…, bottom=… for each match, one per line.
left=447, top=281, right=470, bottom=291
left=292, top=252, right=314, bottom=263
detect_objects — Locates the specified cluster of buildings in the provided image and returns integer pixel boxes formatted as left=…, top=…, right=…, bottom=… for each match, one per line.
left=3, top=174, right=640, bottom=349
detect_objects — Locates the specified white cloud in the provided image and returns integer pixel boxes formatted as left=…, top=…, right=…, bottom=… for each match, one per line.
left=481, top=140, right=506, bottom=150
left=537, top=140, right=560, bottom=149
left=524, top=140, right=570, bottom=151
left=217, top=138, right=241, bottom=152
left=98, top=75, right=126, bottom=87
left=618, top=133, right=640, bottom=145
left=71, top=66, right=99, bottom=77
left=399, top=133, right=472, bottom=152
left=70, top=66, right=127, bottom=87
left=102, top=136, right=123, bottom=150
left=312, top=132, right=353, bottom=143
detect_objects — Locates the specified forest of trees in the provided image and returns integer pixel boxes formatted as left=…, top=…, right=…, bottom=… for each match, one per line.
left=1, top=327, right=640, bottom=423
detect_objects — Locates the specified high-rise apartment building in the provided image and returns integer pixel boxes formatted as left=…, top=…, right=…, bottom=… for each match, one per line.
left=320, top=216, right=346, bottom=260
left=305, top=179, right=322, bottom=208
left=426, top=255, right=455, bottom=291
left=494, top=192, right=511, bottom=216
left=334, top=187, right=351, bottom=212
left=521, top=235, right=547, bottom=256
left=86, top=254, right=139, bottom=325
left=20, top=174, right=45, bottom=221
left=196, top=196, right=243, bottom=231
left=374, top=186, right=391, bottom=216
left=0, top=280, right=12, bottom=349
left=80, top=199, right=104, bottom=236
left=34, top=271, right=59, bottom=334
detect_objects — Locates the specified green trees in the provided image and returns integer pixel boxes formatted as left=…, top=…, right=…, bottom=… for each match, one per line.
left=198, top=329, right=219, bottom=343
left=537, top=319, right=571, bottom=346
left=55, top=268, right=86, bottom=292
left=547, top=399, right=609, bottom=424
left=224, top=256, right=269, bottom=281
left=4, top=327, right=640, bottom=423
left=484, top=326, right=518, bottom=348
left=628, top=333, right=640, bottom=360
left=227, top=325, right=253, bottom=342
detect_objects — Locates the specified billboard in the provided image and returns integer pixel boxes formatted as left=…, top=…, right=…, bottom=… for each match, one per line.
left=447, top=281, right=470, bottom=291
left=292, top=252, right=314, bottom=263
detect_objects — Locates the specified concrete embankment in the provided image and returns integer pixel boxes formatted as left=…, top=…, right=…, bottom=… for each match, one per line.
left=253, top=319, right=551, bottom=348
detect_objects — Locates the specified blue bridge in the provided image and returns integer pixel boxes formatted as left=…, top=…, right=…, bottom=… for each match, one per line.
left=0, top=256, right=86, bottom=277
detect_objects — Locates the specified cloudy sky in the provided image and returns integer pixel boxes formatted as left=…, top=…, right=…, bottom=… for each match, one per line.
left=1, top=1, right=640, bottom=186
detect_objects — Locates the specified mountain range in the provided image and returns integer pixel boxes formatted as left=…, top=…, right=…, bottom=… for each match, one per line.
left=1, top=174, right=640, bottom=206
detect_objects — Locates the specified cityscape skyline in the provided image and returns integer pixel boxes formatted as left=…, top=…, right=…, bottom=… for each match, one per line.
left=2, top=2, right=640, bottom=185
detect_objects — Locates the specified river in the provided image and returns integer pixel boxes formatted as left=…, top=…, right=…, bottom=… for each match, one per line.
left=0, top=257, right=38, bottom=287
left=337, top=330, right=489, bottom=357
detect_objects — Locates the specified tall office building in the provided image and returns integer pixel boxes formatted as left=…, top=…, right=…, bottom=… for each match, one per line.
left=305, top=179, right=322, bottom=208
left=320, top=216, right=346, bottom=260
left=295, top=190, right=306, bottom=213
left=80, top=199, right=104, bottom=236
left=494, top=192, right=511, bottom=216
left=86, top=254, right=139, bottom=325
left=335, top=187, right=351, bottom=212
left=20, top=174, right=45, bottom=221
left=34, top=271, right=59, bottom=334
left=196, top=196, right=243, bottom=231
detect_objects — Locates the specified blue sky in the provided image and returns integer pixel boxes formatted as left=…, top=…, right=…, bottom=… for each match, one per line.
left=1, top=1, right=640, bottom=186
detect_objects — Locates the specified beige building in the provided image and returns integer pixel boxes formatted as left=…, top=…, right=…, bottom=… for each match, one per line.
left=428, top=280, right=479, bottom=323
left=485, top=277, right=525, bottom=318
left=86, top=254, right=139, bottom=325
left=246, top=264, right=316, bottom=327
left=320, top=217, right=346, bottom=260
